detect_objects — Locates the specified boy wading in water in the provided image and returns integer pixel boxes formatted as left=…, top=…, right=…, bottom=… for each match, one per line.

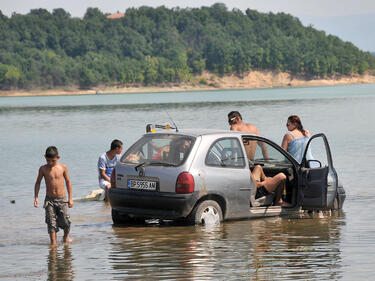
left=34, top=146, right=74, bottom=245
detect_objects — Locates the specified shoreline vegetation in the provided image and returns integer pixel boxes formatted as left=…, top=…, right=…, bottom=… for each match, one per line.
left=2, top=6, right=375, bottom=96
left=1, top=70, right=375, bottom=97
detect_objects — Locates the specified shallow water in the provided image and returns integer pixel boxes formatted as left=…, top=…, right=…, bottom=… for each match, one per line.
left=1, top=84, right=375, bottom=280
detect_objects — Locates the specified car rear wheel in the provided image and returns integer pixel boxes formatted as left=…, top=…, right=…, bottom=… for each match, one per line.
left=111, top=209, right=145, bottom=225
left=188, top=200, right=223, bottom=225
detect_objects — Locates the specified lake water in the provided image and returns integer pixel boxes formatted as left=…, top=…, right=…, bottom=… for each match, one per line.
left=1, top=84, right=375, bottom=280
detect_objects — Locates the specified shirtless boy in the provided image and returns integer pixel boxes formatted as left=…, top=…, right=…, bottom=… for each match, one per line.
left=34, top=146, right=73, bottom=245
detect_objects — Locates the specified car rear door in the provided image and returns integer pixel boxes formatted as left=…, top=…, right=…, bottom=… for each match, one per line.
left=299, top=133, right=338, bottom=210
left=202, top=137, right=251, bottom=219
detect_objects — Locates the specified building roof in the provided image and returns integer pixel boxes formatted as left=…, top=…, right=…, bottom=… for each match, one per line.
left=106, top=13, right=125, bottom=19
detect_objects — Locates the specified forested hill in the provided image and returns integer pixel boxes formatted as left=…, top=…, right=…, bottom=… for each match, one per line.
left=1, top=3, right=375, bottom=90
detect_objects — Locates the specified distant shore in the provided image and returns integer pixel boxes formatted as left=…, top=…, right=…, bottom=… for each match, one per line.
left=1, top=70, right=375, bottom=97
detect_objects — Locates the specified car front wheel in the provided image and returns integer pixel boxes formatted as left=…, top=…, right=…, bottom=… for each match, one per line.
left=188, top=200, right=223, bottom=225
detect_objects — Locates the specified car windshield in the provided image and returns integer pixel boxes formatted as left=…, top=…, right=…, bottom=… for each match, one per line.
left=121, top=134, right=195, bottom=166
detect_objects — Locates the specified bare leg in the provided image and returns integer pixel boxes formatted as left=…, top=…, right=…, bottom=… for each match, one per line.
left=262, top=173, right=286, bottom=205
left=49, top=231, right=57, bottom=245
left=251, top=165, right=267, bottom=182
left=251, top=166, right=289, bottom=206
left=104, top=183, right=111, bottom=201
left=63, top=229, right=71, bottom=243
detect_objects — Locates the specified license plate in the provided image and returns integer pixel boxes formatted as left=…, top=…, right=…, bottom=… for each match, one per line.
left=127, top=179, right=158, bottom=190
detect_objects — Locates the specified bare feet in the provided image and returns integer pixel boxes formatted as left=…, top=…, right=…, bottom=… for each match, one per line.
left=275, top=201, right=293, bottom=207
left=63, top=237, right=73, bottom=244
left=281, top=201, right=293, bottom=207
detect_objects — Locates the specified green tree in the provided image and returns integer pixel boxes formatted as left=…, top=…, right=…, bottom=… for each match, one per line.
left=1, top=4, right=375, bottom=90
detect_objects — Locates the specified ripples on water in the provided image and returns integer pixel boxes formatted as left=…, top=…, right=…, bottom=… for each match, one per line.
left=1, top=84, right=375, bottom=280
left=64, top=212, right=345, bottom=281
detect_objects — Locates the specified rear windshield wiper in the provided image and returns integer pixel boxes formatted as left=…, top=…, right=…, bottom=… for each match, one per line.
left=133, top=161, right=177, bottom=169
left=135, top=162, right=146, bottom=172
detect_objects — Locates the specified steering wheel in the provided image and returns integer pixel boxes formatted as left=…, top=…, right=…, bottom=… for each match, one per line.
left=248, top=159, right=255, bottom=169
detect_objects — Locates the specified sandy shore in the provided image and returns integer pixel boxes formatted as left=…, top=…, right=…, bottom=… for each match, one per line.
left=1, top=70, right=375, bottom=97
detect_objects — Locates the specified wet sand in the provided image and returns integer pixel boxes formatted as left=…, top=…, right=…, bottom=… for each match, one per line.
left=1, top=70, right=375, bottom=97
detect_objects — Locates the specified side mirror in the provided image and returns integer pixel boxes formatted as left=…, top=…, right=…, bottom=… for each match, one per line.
left=307, top=159, right=321, bottom=168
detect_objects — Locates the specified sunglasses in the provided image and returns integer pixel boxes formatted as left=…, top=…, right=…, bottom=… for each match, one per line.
left=228, top=116, right=237, bottom=125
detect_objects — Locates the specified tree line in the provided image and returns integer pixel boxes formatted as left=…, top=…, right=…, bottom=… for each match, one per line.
left=1, top=3, right=375, bottom=90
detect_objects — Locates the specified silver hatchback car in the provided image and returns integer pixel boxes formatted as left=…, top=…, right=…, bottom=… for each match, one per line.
left=108, top=125, right=345, bottom=225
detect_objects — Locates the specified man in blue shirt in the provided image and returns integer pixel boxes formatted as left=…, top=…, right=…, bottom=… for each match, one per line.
left=98, top=139, right=123, bottom=199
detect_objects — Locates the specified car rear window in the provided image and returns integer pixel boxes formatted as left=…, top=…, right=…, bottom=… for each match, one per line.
left=121, top=134, right=195, bottom=166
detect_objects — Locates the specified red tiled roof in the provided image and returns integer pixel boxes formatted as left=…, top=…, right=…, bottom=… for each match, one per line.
left=106, top=13, right=125, bottom=19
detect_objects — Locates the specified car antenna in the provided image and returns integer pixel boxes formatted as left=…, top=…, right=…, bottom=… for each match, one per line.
left=165, top=110, right=179, bottom=132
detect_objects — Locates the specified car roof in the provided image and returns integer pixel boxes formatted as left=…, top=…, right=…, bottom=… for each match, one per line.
left=145, top=128, right=260, bottom=138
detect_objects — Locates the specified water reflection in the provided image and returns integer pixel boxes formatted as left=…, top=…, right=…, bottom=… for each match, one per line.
left=2, top=84, right=365, bottom=279
left=47, top=245, right=75, bottom=281
left=247, top=212, right=345, bottom=280
left=108, top=213, right=344, bottom=280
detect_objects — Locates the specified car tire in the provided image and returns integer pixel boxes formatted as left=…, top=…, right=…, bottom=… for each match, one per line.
left=188, top=200, right=223, bottom=225
left=333, top=195, right=340, bottom=210
left=111, top=209, right=128, bottom=225
left=111, top=209, right=145, bottom=225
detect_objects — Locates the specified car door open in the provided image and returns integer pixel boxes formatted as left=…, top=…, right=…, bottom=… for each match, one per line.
left=300, top=133, right=338, bottom=210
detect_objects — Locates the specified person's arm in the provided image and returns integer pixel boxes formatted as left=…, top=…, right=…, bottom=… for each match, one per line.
left=281, top=133, right=291, bottom=150
left=34, top=167, right=44, bottom=207
left=98, top=156, right=111, bottom=182
left=99, top=168, right=111, bottom=182
left=63, top=165, right=74, bottom=208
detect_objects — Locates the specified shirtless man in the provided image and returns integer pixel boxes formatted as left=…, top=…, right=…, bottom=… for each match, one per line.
left=228, top=111, right=268, bottom=160
left=228, top=111, right=260, bottom=135
left=34, top=146, right=73, bottom=245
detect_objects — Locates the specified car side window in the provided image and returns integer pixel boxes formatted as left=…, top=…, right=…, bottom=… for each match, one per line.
left=205, top=138, right=246, bottom=168
left=251, top=139, right=289, bottom=163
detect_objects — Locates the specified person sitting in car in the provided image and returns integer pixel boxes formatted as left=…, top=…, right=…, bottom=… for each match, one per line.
left=251, top=165, right=291, bottom=207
